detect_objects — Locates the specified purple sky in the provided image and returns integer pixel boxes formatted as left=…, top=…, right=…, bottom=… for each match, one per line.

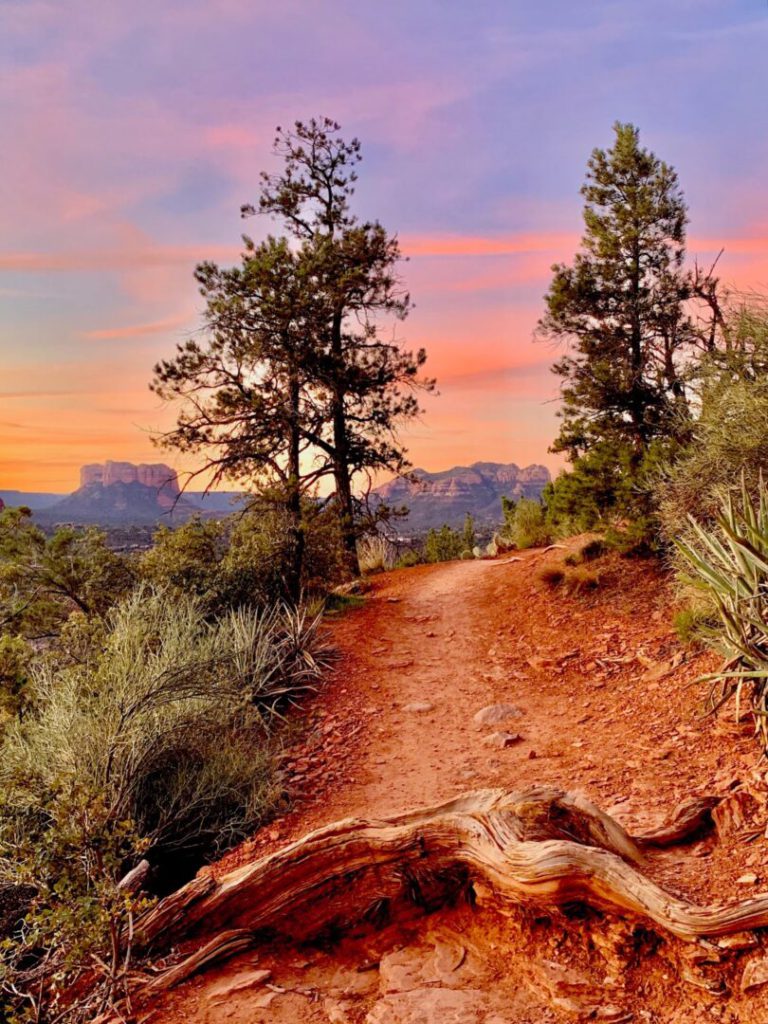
left=2, top=0, right=768, bottom=490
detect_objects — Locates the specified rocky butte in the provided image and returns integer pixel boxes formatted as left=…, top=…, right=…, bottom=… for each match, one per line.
left=80, top=461, right=181, bottom=508
left=37, top=461, right=199, bottom=526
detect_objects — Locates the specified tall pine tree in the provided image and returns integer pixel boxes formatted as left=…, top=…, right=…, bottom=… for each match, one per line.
left=540, top=122, right=695, bottom=466
left=251, top=118, right=434, bottom=575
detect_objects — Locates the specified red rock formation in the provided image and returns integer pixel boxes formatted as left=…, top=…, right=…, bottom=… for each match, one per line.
left=80, top=461, right=180, bottom=503
left=373, top=461, right=551, bottom=532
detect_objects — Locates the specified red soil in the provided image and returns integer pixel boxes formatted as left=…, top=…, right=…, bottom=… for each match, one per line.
left=142, top=544, right=768, bottom=1023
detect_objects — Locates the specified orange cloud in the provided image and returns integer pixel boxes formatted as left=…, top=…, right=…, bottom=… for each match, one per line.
left=401, top=232, right=578, bottom=257
left=4, top=224, right=768, bottom=493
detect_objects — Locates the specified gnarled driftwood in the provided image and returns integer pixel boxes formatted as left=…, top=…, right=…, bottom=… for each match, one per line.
left=131, top=784, right=768, bottom=971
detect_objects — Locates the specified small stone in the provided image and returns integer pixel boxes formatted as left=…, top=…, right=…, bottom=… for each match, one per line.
left=252, top=991, right=277, bottom=1008
left=208, top=969, right=272, bottom=1004
left=324, top=998, right=354, bottom=1023
left=736, top=873, right=759, bottom=885
left=403, top=701, right=434, bottom=713
left=717, top=932, right=758, bottom=950
left=473, top=703, right=522, bottom=727
left=742, top=954, right=768, bottom=991
left=482, top=731, right=522, bottom=749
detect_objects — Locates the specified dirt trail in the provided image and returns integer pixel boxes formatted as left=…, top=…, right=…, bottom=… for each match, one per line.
left=146, top=547, right=768, bottom=1024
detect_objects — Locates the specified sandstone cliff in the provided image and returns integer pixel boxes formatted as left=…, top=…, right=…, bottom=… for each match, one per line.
left=373, top=461, right=551, bottom=533
left=80, top=461, right=180, bottom=507
left=39, top=462, right=199, bottom=525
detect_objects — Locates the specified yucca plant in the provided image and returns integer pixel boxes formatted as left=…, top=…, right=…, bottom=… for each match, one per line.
left=676, top=474, right=768, bottom=752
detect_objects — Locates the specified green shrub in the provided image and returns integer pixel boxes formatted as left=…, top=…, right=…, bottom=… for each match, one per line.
left=0, top=587, right=329, bottom=1020
left=658, top=376, right=768, bottom=548
left=540, top=564, right=601, bottom=594
left=141, top=503, right=350, bottom=612
left=657, top=300, right=768, bottom=563
left=462, top=513, right=476, bottom=552
left=0, top=508, right=135, bottom=638
left=564, top=565, right=602, bottom=594
left=357, top=533, right=397, bottom=574
left=578, top=538, right=608, bottom=562
left=323, top=591, right=367, bottom=615
left=424, top=524, right=463, bottom=563
left=544, top=439, right=669, bottom=548
left=0, top=635, right=32, bottom=725
left=673, top=605, right=717, bottom=648
left=140, top=517, right=227, bottom=606
left=395, top=549, right=422, bottom=569
left=509, top=499, right=551, bottom=549
left=539, top=566, right=565, bottom=588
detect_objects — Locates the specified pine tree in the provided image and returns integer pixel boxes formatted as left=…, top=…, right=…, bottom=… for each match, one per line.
left=251, top=118, right=435, bottom=575
left=153, top=118, right=434, bottom=589
left=539, top=123, right=696, bottom=465
left=462, top=513, right=476, bottom=552
left=151, top=236, right=326, bottom=601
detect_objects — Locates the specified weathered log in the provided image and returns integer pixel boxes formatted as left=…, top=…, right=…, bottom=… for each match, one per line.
left=131, top=786, right=768, bottom=965
left=117, top=858, right=151, bottom=894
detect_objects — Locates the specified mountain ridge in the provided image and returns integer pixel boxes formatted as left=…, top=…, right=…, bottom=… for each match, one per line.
left=373, top=460, right=551, bottom=532
left=4, top=459, right=551, bottom=532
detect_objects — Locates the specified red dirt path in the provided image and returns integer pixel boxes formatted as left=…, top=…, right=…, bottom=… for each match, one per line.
left=146, top=545, right=768, bottom=1023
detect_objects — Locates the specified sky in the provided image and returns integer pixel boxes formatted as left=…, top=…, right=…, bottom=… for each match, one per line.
left=2, top=0, right=768, bottom=492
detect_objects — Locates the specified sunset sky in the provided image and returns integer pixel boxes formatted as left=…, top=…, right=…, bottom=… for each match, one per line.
left=2, top=0, right=768, bottom=491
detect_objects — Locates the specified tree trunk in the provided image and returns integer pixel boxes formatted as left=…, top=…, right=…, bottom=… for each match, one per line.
left=329, top=307, right=360, bottom=577
left=285, top=367, right=305, bottom=604
left=629, top=237, right=646, bottom=451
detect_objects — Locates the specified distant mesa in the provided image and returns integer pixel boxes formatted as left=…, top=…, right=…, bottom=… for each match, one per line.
left=35, top=461, right=200, bottom=526
left=373, top=461, right=551, bottom=533
left=80, top=461, right=180, bottom=509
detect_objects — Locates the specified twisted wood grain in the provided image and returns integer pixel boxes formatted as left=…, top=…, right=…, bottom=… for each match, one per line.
left=134, top=786, right=762, bottom=959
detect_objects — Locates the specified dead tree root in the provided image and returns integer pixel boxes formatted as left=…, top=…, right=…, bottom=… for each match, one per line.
left=132, top=784, right=768, bottom=976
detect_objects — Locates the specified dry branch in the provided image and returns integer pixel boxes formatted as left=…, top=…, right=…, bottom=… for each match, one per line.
left=140, top=929, right=254, bottom=995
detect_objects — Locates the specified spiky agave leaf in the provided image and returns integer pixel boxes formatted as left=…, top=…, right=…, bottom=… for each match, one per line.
left=676, top=478, right=768, bottom=755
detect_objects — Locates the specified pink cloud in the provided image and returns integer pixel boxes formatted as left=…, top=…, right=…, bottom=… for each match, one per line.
left=402, top=232, right=578, bottom=257
left=83, top=315, right=191, bottom=341
left=0, top=242, right=237, bottom=274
